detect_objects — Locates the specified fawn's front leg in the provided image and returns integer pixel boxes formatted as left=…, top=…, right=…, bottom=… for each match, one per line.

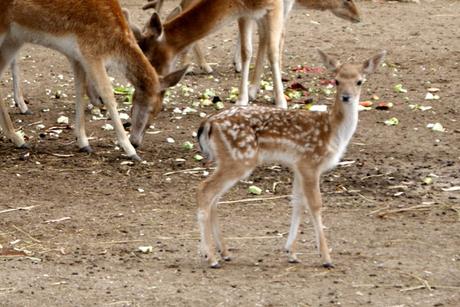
left=300, top=169, right=333, bottom=268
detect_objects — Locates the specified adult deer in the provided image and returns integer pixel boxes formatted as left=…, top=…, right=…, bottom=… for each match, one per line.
left=196, top=49, right=386, bottom=268
left=145, top=0, right=360, bottom=78
left=137, top=0, right=288, bottom=108
left=7, top=8, right=143, bottom=115
left=0, top=0, right=186, bottom=159
left=144, top=0, right=213, bottom=74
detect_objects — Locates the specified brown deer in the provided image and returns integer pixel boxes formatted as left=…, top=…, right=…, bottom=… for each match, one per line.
left=144, top=0, right=213, bottom=74
left=0, top=0, right=186, bottom=159
left=143, top=0, right=360, bottom=78
left=135, top=0, right=288, bottom=108
left=196, top=49, right=386, bottom=268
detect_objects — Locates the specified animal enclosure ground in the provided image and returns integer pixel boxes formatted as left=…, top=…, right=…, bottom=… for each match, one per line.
left=0, top=0, right=459, bottom=306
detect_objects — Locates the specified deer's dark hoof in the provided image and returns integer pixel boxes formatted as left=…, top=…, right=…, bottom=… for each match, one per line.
left=79, top=146, right=94, bottom=153
left=323, top=262, right=335, bottom=269
left=21, top=109, right=33, bottom=115
left=19, top=143, right=30, bottom=149
left=210, top=261, right=221, bottom=269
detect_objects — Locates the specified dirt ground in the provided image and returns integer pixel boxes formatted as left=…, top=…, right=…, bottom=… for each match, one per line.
left=1, top=0, right=459, bottom=306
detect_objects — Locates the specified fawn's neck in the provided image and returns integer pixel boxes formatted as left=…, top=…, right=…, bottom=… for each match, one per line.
left=164, top=0, right=237, bottom=53
left=326, top=98, right=359, bottom=166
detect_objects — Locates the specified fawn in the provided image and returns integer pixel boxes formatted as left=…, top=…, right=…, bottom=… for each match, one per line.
left=196, top=49, right=386, bottom=268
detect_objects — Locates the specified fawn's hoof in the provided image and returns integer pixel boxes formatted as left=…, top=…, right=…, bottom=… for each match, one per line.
left=288, top=258, right=301, bottom=264
left=18, top=143, right=30, bottom=149
left=223, top=256, right=232, bottom=262
left=323, top=262, right=335, bottom=269
left=210, top=261, right=221, bottom=269
left=21, top=109, right=33, bottom=115
left=79, top=146, right=94, bottom=153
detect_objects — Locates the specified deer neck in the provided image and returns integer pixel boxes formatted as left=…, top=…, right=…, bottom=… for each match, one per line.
left=327, top=97, right=359, bottom=159
left=122, top=44, right=160, bottom=96
left=163, top=0, right=237, bottom=53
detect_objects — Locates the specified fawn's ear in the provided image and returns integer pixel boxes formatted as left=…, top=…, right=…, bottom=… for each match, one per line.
left=142, top=0, right=164, bottom=12
left=121, top=8, right=143, bottom=42
left=144, top=12, right=164, bottom=41
left=160, top=66, right=189, bottom=90
left=362, top=50, right=387, bottom=75
left=318, top=49, right=340, bottom=72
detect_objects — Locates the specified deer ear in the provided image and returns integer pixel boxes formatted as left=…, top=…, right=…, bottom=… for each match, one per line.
left=160, top=66, right=189, bottom=90
left=362, top=50, right=387, bottom=74
left=144, top=12, right=164, bottom=41
left=142, top=0, right=164, bottom=12
left=168, top=6, right=182, bottom=18
left=317, top=49, right=340, bottom=72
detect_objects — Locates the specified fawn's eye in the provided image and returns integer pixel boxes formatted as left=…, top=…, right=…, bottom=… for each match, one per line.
left=357, top=80, right=363, bottom=86
left=335, top=80, right=340, bottom=86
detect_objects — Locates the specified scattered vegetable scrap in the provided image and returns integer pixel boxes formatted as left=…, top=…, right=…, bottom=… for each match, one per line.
left=292, top=65, right=325, bottom=74
left=138, top=246, right=153, bottom=253
left=425, top=92, right=440, bottom=100
left=248, top=185, right=263, bottom=195
left=426, top=123, right=445, bottom=132
left=101, top=123, right=114, bottom=131
left=384, top=117, right=399, bottom=126
left=113, top=85, right=134, bottom=104
left=57, top=116, right=69, bottom=125
left=182, top=141, right=194, bottom=150
left=194, top=154, right=204, bottom=161
left=394, top=84, right=407, bottom=93
left=375, top=102, right=393, bottom=110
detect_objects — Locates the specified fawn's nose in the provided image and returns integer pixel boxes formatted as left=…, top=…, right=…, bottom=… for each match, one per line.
left=341, top=94, right=351, bottom=103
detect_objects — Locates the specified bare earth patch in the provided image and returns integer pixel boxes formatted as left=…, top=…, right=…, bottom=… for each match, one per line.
left=1, top=0, right=459, bottom=306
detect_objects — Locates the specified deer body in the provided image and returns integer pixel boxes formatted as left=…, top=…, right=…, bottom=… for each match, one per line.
left=140, top=0, right=287, bottom=108
left=0, top=0, right=184, bottom=158
left=196, top=50, right=386, bottom=268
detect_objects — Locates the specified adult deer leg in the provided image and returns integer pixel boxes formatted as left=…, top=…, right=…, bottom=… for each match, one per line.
left=235, top=17, right=253, bottom=106
left=0, top=39, right=27, bottom=147
left=265, top=3, right=288, bottom=109
left=11, top=58, right=31, bottom=115
left=83, top=59, right=140, bottom=160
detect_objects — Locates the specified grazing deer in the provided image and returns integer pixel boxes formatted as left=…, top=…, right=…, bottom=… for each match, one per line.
left=143, top=0, right=359, bottom=79
left=0, top=0, right=186, bottom=159
left=7, top=8, right=145, bottom=115
left=136, top=0, right=288, bottom=108
left=196, top=50, right=386, bottom=268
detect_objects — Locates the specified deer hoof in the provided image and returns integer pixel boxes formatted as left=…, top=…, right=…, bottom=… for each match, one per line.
left=21, top=109, right=33, bottom=115
left=223, top=256, right=232, bottom=262
left=129, top=154, right=142, bottom=162
left=79, top=146, right=94, bottom=153
left=210, top=261, right=221, bottom=269
left=18, top=143, right=30, bottom=150
left=202, top=64, right=213, bottom=74
left=323, top=262, right=335, bottom=269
